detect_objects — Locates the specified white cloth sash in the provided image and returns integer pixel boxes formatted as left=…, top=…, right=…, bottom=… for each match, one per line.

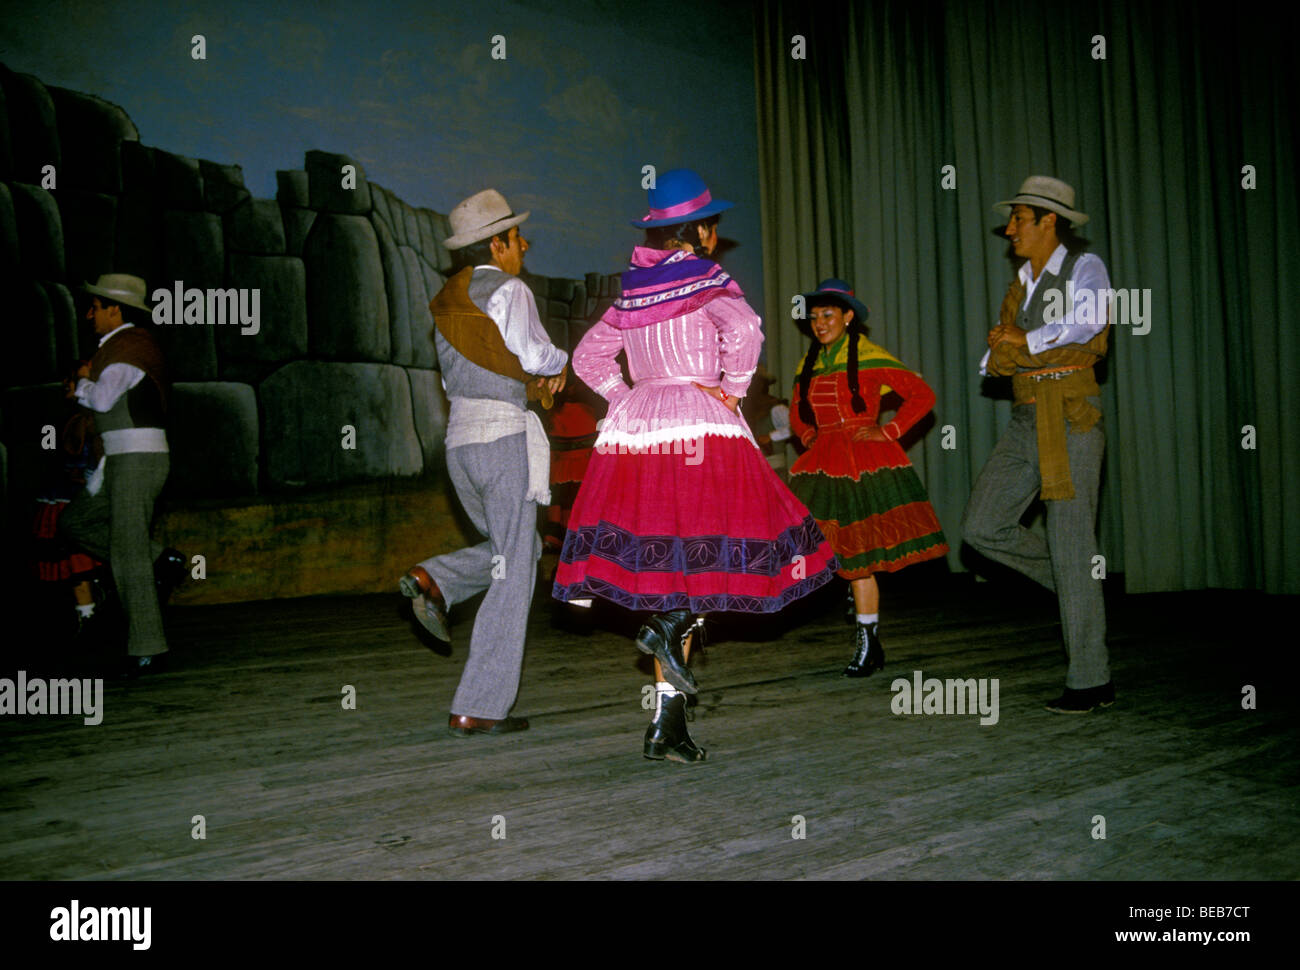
left=445, top=397, right=551, bottom=505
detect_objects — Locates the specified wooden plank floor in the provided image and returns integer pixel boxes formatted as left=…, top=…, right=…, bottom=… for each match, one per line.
left=2, top=570, right=1296, bottom=880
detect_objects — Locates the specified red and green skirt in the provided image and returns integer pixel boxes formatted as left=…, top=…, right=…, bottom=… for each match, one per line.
left=553, top=433, right=838, bottom=613
left=790, top=435, right=947, bottom=579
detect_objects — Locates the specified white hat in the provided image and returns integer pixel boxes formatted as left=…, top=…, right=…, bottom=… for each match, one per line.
left=82, top=273, right=151, bottom=311
left=443, top=189, right=530, bottom=249
left=994, top=175, right=1089, bottom=227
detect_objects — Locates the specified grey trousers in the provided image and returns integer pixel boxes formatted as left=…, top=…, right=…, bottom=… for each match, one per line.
left=420, top=433, right=541, bottom=720
left=60, top=452, right=170, bottom=657
left=962, top=401, right=1109, bottom=689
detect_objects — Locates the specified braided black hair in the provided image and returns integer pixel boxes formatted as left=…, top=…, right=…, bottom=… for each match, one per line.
left=796, top=301, right=867, bottom=430
left=644, top=215, right=720, bottom=253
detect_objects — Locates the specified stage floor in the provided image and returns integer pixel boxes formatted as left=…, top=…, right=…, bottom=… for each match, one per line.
left=2, top=573, right=1296, bottom=880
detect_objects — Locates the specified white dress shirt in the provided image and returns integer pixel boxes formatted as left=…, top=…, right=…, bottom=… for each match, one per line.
left=980, top=245, right=1111, bottom=375
left=476, top=265, right=568, bottom=376
left=74, top=323, right=168, bottom=458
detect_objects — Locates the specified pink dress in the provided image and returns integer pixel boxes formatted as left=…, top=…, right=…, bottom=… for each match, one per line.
left=552, top=246, right=837, bottom=613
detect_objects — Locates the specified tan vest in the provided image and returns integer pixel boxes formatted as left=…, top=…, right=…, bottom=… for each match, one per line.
left=429, top=268, right=559, bottom=408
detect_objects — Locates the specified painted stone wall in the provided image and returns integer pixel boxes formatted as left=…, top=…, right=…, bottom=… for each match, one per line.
left=0, top=63, right=623, bottom=601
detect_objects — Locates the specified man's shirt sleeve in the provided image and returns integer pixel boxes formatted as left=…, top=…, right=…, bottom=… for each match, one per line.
left=487, top=277, right=569, bottom=376
left=1024, top=254, right=1111, bottom=355
left=75, top=363, right=145, bottom=412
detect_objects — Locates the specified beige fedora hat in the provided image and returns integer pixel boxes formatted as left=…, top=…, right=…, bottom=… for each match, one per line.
left=443, top=189, right=530, bottom=249
left=994, top=175, right=1089, bottom=227
left=82, top=273, right=152, bottom=311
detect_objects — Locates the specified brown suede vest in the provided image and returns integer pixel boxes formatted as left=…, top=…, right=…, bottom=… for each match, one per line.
left=429, top=268, right=556, bottom=407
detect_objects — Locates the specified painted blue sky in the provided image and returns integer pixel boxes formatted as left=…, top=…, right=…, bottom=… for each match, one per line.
left=0, top=0, right=764, bottom=293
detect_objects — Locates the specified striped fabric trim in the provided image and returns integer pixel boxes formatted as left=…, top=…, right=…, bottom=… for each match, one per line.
left=595, top=423, right=755, bottom=450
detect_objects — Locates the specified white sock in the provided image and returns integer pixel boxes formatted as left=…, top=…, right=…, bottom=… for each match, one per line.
left=856, top=613, right=878, bottom=626
left=655, top=680, right=680, bottom=716
left=76, top=603, right=95, bottom=618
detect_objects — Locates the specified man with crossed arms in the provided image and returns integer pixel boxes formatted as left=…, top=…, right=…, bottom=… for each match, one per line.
left=963, top=176, right=1114, bottom=714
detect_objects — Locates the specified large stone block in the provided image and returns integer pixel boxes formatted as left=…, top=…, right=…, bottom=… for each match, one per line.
left=374, top=217, right=411, bottom=367
left=260, top=361, right=423, bottom=488
left=406, top=367, right=450, bottom=475
left=47, top=86, right=138, bottom=195
left=568, top=281, right=587, bottom=319
left=380, top=186, right=406, bottom=244
left=399, top=199, right=420, bottom=250
left=303, top=213, right=389, bottom=361
left=155, top=150, right=205, bottom=210
left=276, top=169, right=310, bottom=208
left=280, top=206, right=315, bottom=257
left=150, top=323, right=217, bottom=383
left=305, top=150, right=371, bottom=214
left=413, top=256, right=442, bottom=370
left=167, top=382, right=259, bottom=498
left=157, top=210, right=223, bottom=381
left=549, top=278, right=575, bottom=302
left=0, top=182, right=17, bottom=268
left=6, top=279, right=56, bottom=388
left=399, top=246, right=430, bottom=369
left=220, top=254, right=307, bottom=363
left=429, top=211, right=453, bottom=274
left=56, top=189, right=116, bottom=287
left=543, top=315, right=568, bottom=353
left=45, top=282, right=77, bottom=370
left=162, top=210, right=223, bottom=288
left=9, top=182, right=63, bottom=280
left=227, top=199, right=285, bottom=255
left=114, top=193, right=162, bottom=285
left=120, top=142, right=156, bottom=195
left=199, top=159, right=250, bottom=214
left=415, top=209, right=438, bottom=263
left=370, top=182, right=395, bottom=234
left=0, top=69, right=60, bottom=185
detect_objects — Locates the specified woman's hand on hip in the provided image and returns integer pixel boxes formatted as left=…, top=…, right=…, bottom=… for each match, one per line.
left=693, top=382, right=740, bottom=414
left=852, top=424, right=891, bottom=442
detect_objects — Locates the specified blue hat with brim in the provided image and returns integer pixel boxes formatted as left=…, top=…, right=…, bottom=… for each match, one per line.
left=798, top=278, right=870, bottom=335
left=632, top=168, right=734, bottom=228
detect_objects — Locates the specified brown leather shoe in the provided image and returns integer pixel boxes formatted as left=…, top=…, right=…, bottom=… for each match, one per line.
left=399, top=566, right=450, bottom=642
left=448, top=713, right=530, bottom=737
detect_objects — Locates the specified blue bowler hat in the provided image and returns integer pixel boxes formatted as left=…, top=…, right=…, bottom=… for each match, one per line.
left=632, top=168, right=734, bottom=228
left=797, top=278, right=871, bottom=335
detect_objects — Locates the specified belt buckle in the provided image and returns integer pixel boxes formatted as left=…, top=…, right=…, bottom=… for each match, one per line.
left=1030, top=370, right=1069, bottom=383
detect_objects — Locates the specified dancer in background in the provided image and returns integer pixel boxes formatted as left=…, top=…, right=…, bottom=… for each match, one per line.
left=554, top=169, right=837, bottom=763
left=788, top=279, right=948, bottom=677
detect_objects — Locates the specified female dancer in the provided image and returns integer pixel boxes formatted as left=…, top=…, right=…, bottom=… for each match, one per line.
left=788, top=279, right=948, bottom=677
left=553, top=170, right=837, bottom=763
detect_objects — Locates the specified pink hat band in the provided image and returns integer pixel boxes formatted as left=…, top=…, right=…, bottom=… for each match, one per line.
left=641, top=189, right=712, bottom=223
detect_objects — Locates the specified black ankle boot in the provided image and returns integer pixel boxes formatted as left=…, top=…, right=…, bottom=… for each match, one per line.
left=635, top=609, right=702, bottom=694
left=843, top=621, right=885, bottom=677
left=643, top=693, right=706, bottom=763
left=154, top=548, right=186, bottom=605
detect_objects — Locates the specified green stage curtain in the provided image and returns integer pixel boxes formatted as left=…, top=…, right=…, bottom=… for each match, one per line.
left=753, top=0, right=1298, bottom=593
